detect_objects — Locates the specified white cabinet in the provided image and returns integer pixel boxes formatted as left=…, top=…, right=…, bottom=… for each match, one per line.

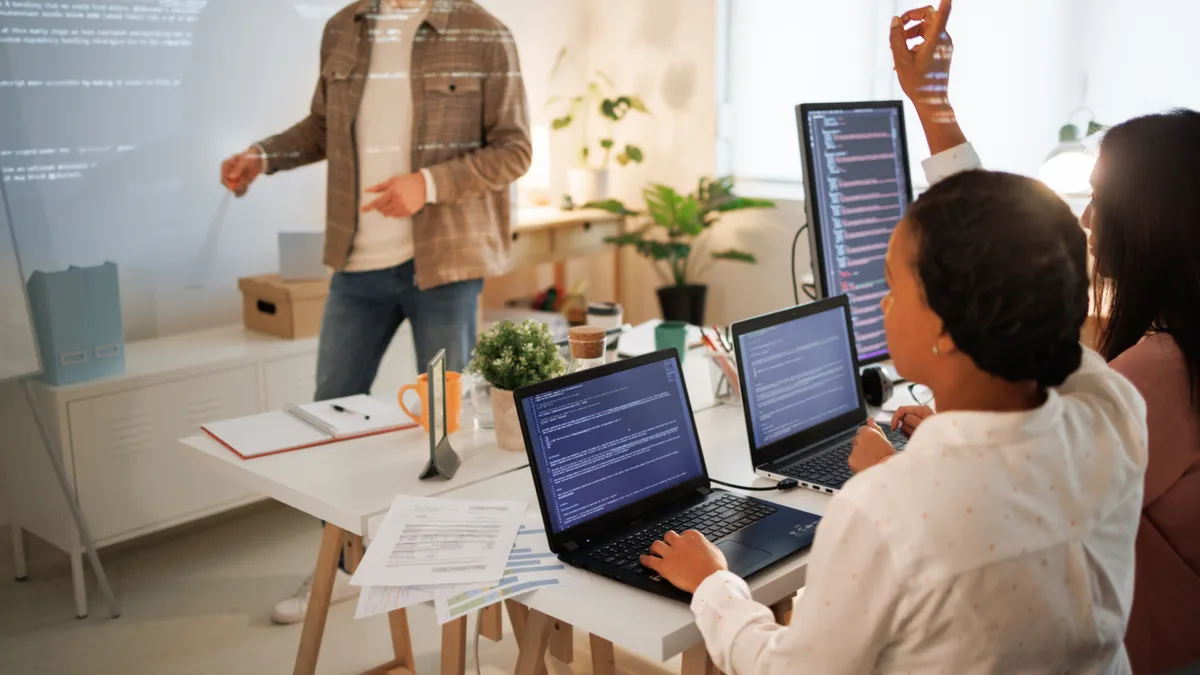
left=0, top=324, right=416, bottom=617
left=68, top=366, right=261, bottom=541
left=264, top=353, right=320, bottom=410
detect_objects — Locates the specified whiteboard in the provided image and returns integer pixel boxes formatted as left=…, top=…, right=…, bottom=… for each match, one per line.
left=0, top=180, right=41, bottom=382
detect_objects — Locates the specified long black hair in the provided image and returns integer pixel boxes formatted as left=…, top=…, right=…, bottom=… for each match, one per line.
left=1092, top=109, right=1200, bottom=410
left=907, top=170, right=1089, bottom=388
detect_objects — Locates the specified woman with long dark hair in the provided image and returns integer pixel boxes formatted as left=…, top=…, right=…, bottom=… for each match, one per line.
left=881, top=4, right=1200, bottom=672
left=1087, top=110, right=1200, bottom=673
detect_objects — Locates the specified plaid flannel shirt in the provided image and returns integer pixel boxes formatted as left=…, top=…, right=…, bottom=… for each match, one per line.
left=257, top=0, right=531, bottom=289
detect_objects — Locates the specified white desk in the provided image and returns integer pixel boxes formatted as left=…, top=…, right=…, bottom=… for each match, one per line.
left=178, top=424, right=529, bottom=675
left=438, top=404, right=834, bottom=674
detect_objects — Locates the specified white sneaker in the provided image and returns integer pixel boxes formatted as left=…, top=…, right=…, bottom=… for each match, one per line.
left=271, top=569, right=360, bottom=625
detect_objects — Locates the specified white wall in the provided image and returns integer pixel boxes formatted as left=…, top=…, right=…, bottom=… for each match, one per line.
left=578, top=0, right=722, bottom=323
left=1083, top=0, right=1200, bottom=122
left=909, top=0, right=1086, bottom=178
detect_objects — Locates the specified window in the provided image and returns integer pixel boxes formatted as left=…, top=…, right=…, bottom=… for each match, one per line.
left=719, top=0, right=1200, bottom=196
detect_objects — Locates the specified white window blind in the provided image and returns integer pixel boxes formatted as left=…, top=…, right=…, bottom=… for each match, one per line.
left=720, top=0, right=1200, bottom=190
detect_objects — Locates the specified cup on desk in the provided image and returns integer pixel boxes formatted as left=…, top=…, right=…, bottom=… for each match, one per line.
left=655, top=321, right=689, bottom=362
left=398, top=372, right=463, bottom=434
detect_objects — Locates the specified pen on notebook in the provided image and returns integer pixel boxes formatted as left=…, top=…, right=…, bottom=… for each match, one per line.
left=331, top=403, right=370, bottom=420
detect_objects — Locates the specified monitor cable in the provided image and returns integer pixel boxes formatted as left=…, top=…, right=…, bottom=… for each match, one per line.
left=791, top=222, right=816, bottom=305
left=710, top=477, right=799, bottom=492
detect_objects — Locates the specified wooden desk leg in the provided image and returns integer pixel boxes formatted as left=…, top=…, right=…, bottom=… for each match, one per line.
left=505, top=601, right=548, bottom=675
left=387, top=609, right=416, bottom=672
left=480, top=604, right=504, bottom=642
left=770, top=596, right=794, bottom=626
left=344, top=534, right=365, bottom=573
left=293, top=523, right=345, bottom=675
left=549, top=621, right=574, bottom=663
left=680, top=644, right=717, bottom=675
left=589, top=635, right=616, bottom=675
left=514, top=608, right=554, bottom=675
left=442, top=616, right=468, bottom=675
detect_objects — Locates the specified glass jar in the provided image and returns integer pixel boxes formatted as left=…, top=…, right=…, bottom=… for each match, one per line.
left=567, top=326, right=607, bottom=373
left=469, top=375, right=495, bottom=429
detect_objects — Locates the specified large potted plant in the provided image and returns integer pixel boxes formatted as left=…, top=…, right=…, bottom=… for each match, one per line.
left=468, top=320, right=566, bottom=452
left=547, top=47, right=650, bottom=206
left=589, top=177, right=775, bottom=325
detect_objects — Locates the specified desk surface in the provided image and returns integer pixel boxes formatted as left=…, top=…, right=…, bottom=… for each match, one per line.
left=513, top=206, right=622, bottom=233
left=436, top=404, right=834, bottom=662
left=178, top=425, right=529, bottom=536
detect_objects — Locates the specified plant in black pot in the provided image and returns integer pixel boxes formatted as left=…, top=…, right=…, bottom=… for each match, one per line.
left=587, top=177, right=774, bottom=325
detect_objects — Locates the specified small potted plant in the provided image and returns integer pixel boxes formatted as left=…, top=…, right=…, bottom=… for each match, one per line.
left=547, top=47, right=650, bottom=206
left=468, top=320, right=566, bottom=452
left=589, top=176, right=775, bottom=325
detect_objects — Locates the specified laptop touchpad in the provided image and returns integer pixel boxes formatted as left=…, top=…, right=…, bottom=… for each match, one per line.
left=716, top=540, right=771, bottom=572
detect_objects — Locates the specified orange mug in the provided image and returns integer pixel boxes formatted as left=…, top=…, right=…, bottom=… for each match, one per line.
left=398, top=371, right=463, bottom=434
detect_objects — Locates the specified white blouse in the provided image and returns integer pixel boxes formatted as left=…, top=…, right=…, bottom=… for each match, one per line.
left=690, top=146, right=1148, bottom=675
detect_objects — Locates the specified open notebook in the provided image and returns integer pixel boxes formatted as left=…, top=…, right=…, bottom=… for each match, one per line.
left=202, top=395, right=416, bottom=459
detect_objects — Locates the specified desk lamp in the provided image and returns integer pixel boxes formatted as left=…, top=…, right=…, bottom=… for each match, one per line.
left=1038, top=111, right=1106, bottom=199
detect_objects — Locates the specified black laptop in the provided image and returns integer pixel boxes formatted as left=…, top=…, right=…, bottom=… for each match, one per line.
left=515, top=350, right=821, bottom=603
left=732, top=296, right=908, bottom=495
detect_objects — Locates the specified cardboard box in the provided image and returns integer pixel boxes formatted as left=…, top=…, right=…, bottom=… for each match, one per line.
left=238, top=274, right=329, bottom=339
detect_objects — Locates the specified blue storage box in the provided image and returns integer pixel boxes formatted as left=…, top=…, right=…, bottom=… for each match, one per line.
left=27, top=262, right=125, bottom=386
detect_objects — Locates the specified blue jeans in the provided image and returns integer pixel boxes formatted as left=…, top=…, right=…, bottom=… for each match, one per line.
left=313, top=261, right=481, bottom=573
left=314, top=260, right=482, bottom=401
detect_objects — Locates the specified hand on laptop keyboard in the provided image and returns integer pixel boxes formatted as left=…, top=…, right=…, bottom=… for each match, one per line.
left=849, top=419, right=899, bottom=474
left=640, top=530, right=729, bottom=594
left=891, top=405, right=935, bottom=437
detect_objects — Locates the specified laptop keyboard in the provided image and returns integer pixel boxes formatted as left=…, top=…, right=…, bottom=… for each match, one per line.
left=587, top=493, right=777, bottom=574
left=780, top=427, right=908, bottom=489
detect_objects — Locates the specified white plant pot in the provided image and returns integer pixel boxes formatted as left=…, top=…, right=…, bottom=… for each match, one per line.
left=567, top=168, right=609, bottom=207
left=490, top=388, right=525, bottom=452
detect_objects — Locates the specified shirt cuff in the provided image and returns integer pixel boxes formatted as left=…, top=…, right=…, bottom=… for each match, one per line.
left=420, top=167, right=438, bottom=204
left=251, top=144, right=268, bottom=174
left=690, top=570, right=752, bottom=615
left=921, top=142, right=982, bottom=186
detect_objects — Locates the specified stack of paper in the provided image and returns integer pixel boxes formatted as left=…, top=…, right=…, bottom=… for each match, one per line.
left=351, top=496, right=573, bottom=622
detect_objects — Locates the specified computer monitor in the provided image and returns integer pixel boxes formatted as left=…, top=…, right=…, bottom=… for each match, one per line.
left=796, top=101, right=914, bottom=365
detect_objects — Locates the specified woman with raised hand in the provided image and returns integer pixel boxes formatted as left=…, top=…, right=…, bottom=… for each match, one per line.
left=876, top=3, right=1200, bottom=671
left=638, top=3, right=1148, bottom=672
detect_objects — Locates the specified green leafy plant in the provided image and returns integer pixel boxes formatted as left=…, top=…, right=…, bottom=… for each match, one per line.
left=546, top=47, right=649, bottom=169
left=468, top=320, right=566, bottom=392
left=588, top=177, right=775, bottom=287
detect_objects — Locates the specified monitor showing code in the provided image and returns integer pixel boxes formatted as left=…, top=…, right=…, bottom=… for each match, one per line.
left=522, top=360, right=704, bottom=535
left=804, top=106, right=910, bottom=361
left=739, top=306, right=859, bottom=448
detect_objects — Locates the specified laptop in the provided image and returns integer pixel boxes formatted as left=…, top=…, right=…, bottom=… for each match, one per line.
left=732, top=296, right=908, bottom=495
left=515, top=350, right=821, bottom=603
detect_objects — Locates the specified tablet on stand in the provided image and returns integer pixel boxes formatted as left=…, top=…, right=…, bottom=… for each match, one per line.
left=419, top=349, right=461, bottom=480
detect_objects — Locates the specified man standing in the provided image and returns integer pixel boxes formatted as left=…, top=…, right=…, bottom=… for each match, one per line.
left=220, top=0, right=530, bottom=623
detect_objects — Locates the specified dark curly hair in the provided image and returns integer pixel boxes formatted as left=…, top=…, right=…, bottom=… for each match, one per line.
left=907, top=170, right=1089, bottom=387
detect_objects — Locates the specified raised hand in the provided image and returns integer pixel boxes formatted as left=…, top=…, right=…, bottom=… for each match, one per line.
left=889, top=0, right=965, bottom=154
